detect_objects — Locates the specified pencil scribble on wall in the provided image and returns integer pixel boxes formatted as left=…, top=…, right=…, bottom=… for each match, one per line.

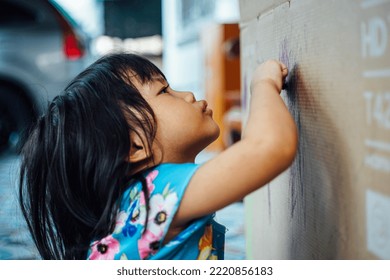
left=279, top=38, right=307, bottom=227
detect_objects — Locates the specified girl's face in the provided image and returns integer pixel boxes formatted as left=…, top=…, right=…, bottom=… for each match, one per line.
left=136, top=78, right=220, bottom=163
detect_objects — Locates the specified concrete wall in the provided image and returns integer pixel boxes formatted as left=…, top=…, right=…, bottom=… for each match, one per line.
left=240, top=0, right=390, bottom=259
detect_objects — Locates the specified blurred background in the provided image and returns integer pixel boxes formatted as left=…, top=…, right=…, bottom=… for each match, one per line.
left=0, top=0, right=244, bottom=259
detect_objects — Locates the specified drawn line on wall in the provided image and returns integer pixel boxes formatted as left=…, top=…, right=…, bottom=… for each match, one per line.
left=363, top=68, right=390, bottom=78
left=365, top=139, right=390, bottom=152
left=360, top=0, right=389, bottom=9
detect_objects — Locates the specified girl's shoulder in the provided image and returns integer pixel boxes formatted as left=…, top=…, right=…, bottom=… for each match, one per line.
left=151, top=162, right=200, bottom=180
left=119, top=162, right=202, bottom=220
left=152, top=162, right=201, bottom=174
left=140, top=162, right=201, bottom=196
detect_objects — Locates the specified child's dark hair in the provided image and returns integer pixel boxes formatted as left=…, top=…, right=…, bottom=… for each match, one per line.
left=18, top=53, right=165, bottom=259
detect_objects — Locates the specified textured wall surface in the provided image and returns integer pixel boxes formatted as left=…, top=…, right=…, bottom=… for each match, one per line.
left=240, top=0, right=390, bottom=259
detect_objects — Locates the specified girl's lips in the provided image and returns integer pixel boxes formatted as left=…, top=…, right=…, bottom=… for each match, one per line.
left=199, top=100, right=213, bottom=116
left=200, top=100, right=208, bottom=111
left=204, top=107, right=213, bottom=117
left=198, top=100, right=213, bottom=117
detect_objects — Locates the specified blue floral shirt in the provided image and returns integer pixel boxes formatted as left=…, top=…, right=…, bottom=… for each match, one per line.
left=87, top=163, right=225, bottom=260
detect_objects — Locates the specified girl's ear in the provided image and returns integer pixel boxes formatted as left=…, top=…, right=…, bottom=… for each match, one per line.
left=128, top=133, right=149, bottom=163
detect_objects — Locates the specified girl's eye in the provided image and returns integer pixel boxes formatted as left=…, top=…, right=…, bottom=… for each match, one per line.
left=160, top=85, right=169, bottom=95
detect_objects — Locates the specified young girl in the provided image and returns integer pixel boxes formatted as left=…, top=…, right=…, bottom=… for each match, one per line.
left=18, top=53, right=297, bottom=260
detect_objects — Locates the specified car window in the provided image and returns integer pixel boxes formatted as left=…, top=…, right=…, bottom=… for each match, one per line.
left=0, top=2, right=37, bottom=26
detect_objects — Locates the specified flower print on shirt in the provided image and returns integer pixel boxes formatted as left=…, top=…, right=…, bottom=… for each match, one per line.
left=113, top=210, right=128, bottom=234
left=137, top=184, right=178, bottom=259
left=148, top=184, right=178, bottom=236
left=88, top=235, right=120, bottom=260
left=115, top=170, right=158, bottom=238
left=140, top=170, right=158, bottom=206
left=121, top=200, right=140, bottom=237
left=197, top=224, right=216, bottom=260
left=138, top=229, right=164, bottom=259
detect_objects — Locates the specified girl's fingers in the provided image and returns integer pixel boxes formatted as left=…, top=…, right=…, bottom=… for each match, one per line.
left=280, top=62, right=288, bottom=78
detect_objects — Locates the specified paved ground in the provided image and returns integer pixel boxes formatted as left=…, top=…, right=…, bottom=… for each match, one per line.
left=215, top=202, right=246, bottom=259
left=0, top=152, right=39, bottom=259
left=0, top=151, right=245, bottom=260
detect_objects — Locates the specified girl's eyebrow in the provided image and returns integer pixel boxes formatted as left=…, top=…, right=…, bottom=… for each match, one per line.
left=156, top=84, right=169, bottom=94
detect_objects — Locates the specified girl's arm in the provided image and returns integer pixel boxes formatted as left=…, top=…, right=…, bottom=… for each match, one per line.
left=174, top=60, right=298, bottom=225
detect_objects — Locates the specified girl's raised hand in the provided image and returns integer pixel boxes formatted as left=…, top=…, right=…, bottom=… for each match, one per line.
left=251, top=60, right=288, bottom=93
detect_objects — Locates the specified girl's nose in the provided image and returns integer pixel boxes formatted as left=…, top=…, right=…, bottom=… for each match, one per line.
left=173, top=91, right=196, bottom=103
left=183, top=91, right=196, bottom=103
left=171, top=89, right=196, bottom=103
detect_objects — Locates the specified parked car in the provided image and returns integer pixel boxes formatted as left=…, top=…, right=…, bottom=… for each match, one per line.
left=0, top=0, right=94, bottom=152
